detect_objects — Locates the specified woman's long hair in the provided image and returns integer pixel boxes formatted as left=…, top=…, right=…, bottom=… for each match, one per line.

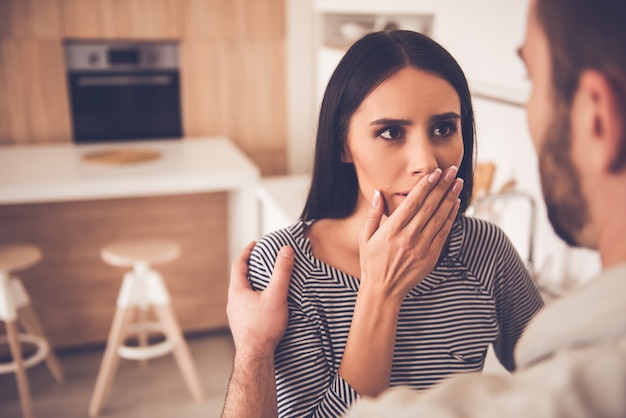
left=301, top=30, right=476, bottom=221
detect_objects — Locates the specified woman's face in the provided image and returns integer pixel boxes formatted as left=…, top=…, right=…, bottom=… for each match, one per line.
left=344, top=66, right=465, bottom=215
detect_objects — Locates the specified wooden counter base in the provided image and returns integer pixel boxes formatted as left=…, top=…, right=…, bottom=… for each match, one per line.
left=0, top=192, right=229, bottom=349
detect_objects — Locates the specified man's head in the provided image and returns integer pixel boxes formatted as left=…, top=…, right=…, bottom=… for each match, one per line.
left=519, top=0, right=626, bottom=257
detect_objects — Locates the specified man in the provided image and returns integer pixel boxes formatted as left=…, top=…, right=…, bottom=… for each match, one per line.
left=222, top=0, right=626, bottom=416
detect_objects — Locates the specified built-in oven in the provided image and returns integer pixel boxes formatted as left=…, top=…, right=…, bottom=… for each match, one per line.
left=64, top=41, right=183, bottom=143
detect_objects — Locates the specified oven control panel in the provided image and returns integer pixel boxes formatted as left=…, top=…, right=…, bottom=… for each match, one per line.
left=64, top=41, right=178, bottom=72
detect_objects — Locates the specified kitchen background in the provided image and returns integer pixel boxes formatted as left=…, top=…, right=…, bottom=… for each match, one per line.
left=0, top=0, right=601, bottom=416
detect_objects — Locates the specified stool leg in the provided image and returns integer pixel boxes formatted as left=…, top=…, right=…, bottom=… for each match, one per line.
left=137, top=307, right=149, bottom=368
left=153, top=305, right=204, bottom=400
left=6, top=320, right=35, bottom=418
left=18, top=305, right=64, bottom=383
left=88, top=307, right=135, bottom=418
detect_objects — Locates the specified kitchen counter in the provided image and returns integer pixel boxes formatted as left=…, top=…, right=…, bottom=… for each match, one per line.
left=0, top=137, right=260, bottom=348
left=0, top=136, right=260, bottom=263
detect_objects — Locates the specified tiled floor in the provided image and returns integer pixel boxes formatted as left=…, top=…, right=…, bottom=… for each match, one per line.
left=0, top=331, right=235, bottom=418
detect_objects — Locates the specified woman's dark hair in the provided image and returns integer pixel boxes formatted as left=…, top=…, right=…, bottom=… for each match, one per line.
left=301, top=30, right=476, bottom=221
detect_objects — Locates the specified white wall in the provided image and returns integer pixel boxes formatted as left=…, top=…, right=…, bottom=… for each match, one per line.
left=285, top=0, right=601, bottom=289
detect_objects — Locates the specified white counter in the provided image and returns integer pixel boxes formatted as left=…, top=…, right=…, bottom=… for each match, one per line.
left=0, top=136, right=260, bottom=263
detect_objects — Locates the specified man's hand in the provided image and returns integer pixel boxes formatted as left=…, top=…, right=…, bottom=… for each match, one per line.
left=226, top=241, right=295, bottom=356
left=223, top=242, right=295, bottom=418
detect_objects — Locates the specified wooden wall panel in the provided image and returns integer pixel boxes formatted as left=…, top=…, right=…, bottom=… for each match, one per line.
left=180, top=0, right=288, bottom=175
left=0, top=41, right=30, bottom=144
left=244, top=0, right=285, bottom=40
left=0, top=193, right=229, bottom=349
left=98, top=0, right=181, bottom=39
left=181, top=0, right=222, bottom=41
left=0, top=40, right=72, bottom=144
left=0, top=0, right=63, bottom=39
left=180, top=41, right=222, bottom=136
left=62, top=0, right=181, bottom=39
left=19, top=40, right=72, bottom=143
left=182, top=0, right=285, bottom=41
left=61, top=0, right=104, bottom=39
left=215, top=39, right=287, bottom=175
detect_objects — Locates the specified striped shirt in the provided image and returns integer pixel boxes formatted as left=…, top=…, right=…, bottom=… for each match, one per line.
left=248, top=215, right=544, bottom=418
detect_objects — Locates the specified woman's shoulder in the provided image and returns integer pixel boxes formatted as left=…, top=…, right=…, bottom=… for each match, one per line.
left=249, top=220, right=316, bottom=294
left=254, top=220, right=308, bottom=256
left=458, top=214, right=508, bottom=241
left=454, top=215, right=515, bottom=261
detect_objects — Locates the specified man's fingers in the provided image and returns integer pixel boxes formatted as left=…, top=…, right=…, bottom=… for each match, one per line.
left=229, top=241, right=257, bottom=294
left=267, top=245, right=295, bottom=300
left=360, top=189, right=384, bottom=244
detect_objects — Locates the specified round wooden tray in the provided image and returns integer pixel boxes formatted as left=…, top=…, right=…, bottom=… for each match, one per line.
left=82, top=148, right=162, bottom=165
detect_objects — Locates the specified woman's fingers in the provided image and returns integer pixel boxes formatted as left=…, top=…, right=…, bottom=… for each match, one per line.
left=403, top=166, right=462, bottom=233
left=428, top=196, right=461, bottom=254
left=385, top=168, right=442, bottom=231
left=418, top=176, right=463, bottom=247
left=359, top=189, right=385, bottom=244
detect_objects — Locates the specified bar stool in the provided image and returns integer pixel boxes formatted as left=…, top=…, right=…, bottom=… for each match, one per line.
left=88, top=239, right=204, bottom=417
left=0, top=244, right=64, bottom=418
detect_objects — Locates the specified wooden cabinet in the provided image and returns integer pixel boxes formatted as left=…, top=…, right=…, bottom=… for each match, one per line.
left=180, top=0, right=287, bottom=174
left=15, top=40, right=72, bottom=144
left=182, top=0, right=285, bottom=41
left=1, top=0, right=288, bottom=174
left=0, top=193, right=230, bottom=348
left=0, top=0, right=63, bottom=39
left=0, top=41, right=30, bottom=143
left=0, top=0, right=71, bottom=145
left=62, top=0, right=181, bottom=39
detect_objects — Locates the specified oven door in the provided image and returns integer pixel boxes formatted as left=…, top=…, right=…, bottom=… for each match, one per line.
left=68, top=71, right=183, bottom=143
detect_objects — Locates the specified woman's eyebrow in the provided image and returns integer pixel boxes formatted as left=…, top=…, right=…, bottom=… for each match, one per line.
left=370, top=112, right=460, bottom=126
left=369, top=118, right=412, bottom=126
left=430, top=112, right=461, bottom=123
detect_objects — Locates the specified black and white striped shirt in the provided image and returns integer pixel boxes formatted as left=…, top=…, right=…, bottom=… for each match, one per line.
left=248, top=215, right=544, bottom=418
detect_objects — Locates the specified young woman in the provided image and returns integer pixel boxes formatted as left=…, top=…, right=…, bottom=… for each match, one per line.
left=247, top=30, right=543, bottom=417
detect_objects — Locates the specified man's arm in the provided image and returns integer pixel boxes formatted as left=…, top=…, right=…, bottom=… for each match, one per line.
left=221, top=242, right=295, bottom=418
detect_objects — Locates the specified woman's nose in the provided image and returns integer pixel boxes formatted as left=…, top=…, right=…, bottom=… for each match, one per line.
left=407, top=138, right=438, bottom=175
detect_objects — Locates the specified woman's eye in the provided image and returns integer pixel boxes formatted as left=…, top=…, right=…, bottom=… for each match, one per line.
left=379, top=127, right=404, bottom=140
left=432, top=122, right=457, bottom=137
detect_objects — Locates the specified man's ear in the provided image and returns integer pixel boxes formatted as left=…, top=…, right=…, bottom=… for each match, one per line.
left=576, top=70, right=626, bottom=172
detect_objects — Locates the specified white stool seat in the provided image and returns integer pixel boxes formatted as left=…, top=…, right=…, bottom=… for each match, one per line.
left=101, top=239, right=180, bottom=268
left=89, top=239, right=203, bottom=417
left=0, top=244, right=64, bottom=418
left=0, top=244, right=42, bottom=273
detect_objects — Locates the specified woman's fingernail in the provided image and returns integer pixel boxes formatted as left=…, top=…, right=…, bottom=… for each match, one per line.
left=372, top=189, right=380, bottom=207
left=428, top=168, right=442, bottom=184
left=444, top=166, right=458, bottom=182
left=452, top=178, right=464, bottom=194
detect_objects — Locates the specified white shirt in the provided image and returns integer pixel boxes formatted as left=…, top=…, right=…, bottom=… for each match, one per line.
left=346, top=263, right=626, bottom=418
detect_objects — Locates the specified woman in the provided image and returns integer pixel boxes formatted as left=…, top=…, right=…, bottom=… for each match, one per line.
left=247, top=30, right=543, bottom=417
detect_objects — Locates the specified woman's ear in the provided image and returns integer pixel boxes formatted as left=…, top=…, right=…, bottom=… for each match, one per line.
left=575, top=70, right=626, bottom=172
left=341, top=141, right=353, bottom=163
